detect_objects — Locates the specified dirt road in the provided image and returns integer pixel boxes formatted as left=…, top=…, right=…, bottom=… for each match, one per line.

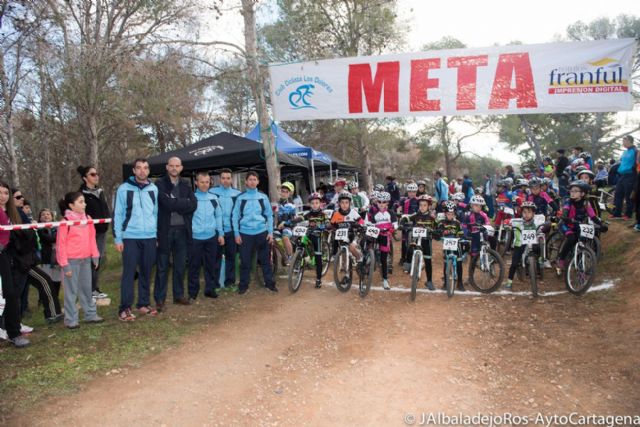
left=17, top=226, right=640, bottom=426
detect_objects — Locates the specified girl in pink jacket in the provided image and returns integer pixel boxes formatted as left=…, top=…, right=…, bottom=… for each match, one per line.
left=56, top=192, right=103, bottom=328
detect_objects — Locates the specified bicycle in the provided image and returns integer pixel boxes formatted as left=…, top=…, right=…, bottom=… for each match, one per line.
left=357, top=225, right=379, bottom=298
left=467, top=225, right=505, bottom=293
left=287, top=223, right=330, bottom=293
left=402, top=223, right=432, bottom=301
left=441, top=234, right=466, bottom=298
left=332, top=223, right=359, bottom=293
left=514, top=220, right=547, bottom=297
left=597, top=187, right=616, bottom=215
left=563, top=221, right=598, bottom=295
left=495, top=206, right=515, bottom=256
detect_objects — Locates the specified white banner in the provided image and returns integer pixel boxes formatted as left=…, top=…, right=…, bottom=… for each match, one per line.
left=269, top=38, right=636, bottom=121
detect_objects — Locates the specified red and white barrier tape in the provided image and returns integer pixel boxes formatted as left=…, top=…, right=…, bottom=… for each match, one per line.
left=0, top=218, right=111, bottom=231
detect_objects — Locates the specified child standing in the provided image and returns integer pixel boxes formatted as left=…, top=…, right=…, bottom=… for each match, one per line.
left=303, top=193, right=329, bottom=288
left=366, top=191, right=398, bottom=290
left=56, top=192, right=103, bottom=329
left=504, top=201, right=538, bottom=290
left=437, top=201, right=465, bottom=291
left=400, top=194, right=436, bottom=289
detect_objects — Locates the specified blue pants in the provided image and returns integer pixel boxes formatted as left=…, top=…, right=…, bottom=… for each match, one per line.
left=238, top=232, right=273, bottom=291
left=154, top=227, right=188, bottom=303
left=613, top=173, right=635, bottom=217
left=120, top=238, right=157, bottom=312
left=213, top=231, right=237, bottom=287
left=188, top=237, right=218, bottom=298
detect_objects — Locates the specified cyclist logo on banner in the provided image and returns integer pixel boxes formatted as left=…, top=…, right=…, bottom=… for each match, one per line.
left=289, top=84, right=317, bottom=110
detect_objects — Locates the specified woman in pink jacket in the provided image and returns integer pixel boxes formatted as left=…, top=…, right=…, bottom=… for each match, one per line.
left=56, top=192, right=103, bottom=329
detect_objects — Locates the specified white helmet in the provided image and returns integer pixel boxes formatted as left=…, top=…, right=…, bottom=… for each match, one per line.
left=452, top=192, right=465, bottom=202
left=378, top=191, right=391, bottom=202
left=470, top=195, right=486, bottom=206
left=406, top=183, right=419, bottom=192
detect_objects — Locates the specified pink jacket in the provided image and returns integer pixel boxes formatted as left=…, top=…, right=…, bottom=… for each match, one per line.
left=56, top=210, right=100, bottom=272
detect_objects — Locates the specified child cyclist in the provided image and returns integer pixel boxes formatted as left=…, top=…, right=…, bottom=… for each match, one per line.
left=276, top=182, right=298, bottom=262
left=366, top=191, right=397, bottom=290
left=436, top=201, right=465, bottom=291
left=303, top=193, right=329, bottom=288
left=398, top=183, right=420, bottom=266
left=329, top=191, right=364, bottom=264
left=463, top=195, right=491, bottom=268
left=399, top=194, right=437, bottom=290
left=557, top=181, right=607, bottom=271
left=575, top=167, right=602, bottom=218
left=503, top=201, right=538, bottom=290
left=526, top=177, right=557, bottom=216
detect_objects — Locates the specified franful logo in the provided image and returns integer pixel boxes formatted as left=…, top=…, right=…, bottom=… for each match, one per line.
left=548, top=57, right=628, bottom=95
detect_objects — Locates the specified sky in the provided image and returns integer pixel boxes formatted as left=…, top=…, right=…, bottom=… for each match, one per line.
left=198, top=0, right=640, bottom=164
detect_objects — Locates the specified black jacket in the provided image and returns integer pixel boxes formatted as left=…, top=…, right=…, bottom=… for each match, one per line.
left=38, top=228, right=57, bottom=265
left=80, top=184, right=111, bottom=234
left=155, top=175, right=197, bottom=250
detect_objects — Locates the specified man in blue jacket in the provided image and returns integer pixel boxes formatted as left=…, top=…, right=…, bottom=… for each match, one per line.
left=188, top=171, right=224, bottom=301
left=210, top=168, right=241, bottom=291
left=232, top=171, right=276, bottom=294
left=113, top=158, right=159, bottom=322
left=154, top=157, right=197, bottom=309
left=611, top=135, right=637, bottom=220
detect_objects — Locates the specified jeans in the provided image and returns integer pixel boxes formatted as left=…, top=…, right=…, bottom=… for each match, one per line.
left=120, top=238, right=157, bottom=312
left=613, top=173, right=635, bottom=217
left=188, top=237, right=218, bottom=298
left=238, top=232, right=273, bottom=291
left=154, top=227, right=188, bottom=303
left=213, top=231, right=237, bottom=287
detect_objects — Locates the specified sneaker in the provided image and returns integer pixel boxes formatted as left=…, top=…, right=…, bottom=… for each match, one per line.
left=137, top=305, right=158, bottom=316
left=265, top=283, right=278, bottom=293
left=0, top=328, right=8, bottom=340
left=315, top=279, right=322, bottom=288
left=503, top=279, right=513, bottom=290
left=403, top=262, right=411, bottom=273
left=543, top=260, right=552, bottom=269
left=118, top=309, right=136, bottom=322
left=85, top=316, right=104, bottom=323
left=622, top=215, right=630, bottom=221
left=425, top=281, right=435, bottom=291
left=46, top=313, right=63, bottom=324
left=226, top=285, right=239, bottom=293
left=156, top=302, right=165, bottom=313
left=66, top=323, right=80, bottom=330
left=10, top=335, right=30, bottom=348
left=634, top=224, right=640, bottom=232
left=238, top=288, right=249, bottom=295
left=20, top=324, right=33, bottom=334
left=204, top=291, right=219, bottom=299
left=92, top=290, right=108, bottom=299
left=173, top=297, right=190, bottom=305
left=188, top=297, right=197, bottom=305
left=383, top=279, right=390, bottom=290
left=457, top=282, right=466, bottom=292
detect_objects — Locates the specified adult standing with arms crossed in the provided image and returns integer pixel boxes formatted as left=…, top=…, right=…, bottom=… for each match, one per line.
left=154, top=157, right=197, bottom=309
left=113, top=158, right=159, bottom=321
left=232, top=171, right=277, bottom=295
left=211, top=168, right=241, bottom=292
left=78, top=165, right=111, bottom=299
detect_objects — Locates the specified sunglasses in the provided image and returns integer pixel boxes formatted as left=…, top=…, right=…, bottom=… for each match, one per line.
left=14, top=195, right=24, bottom=200
left=88, top=172, right=99, bottom=177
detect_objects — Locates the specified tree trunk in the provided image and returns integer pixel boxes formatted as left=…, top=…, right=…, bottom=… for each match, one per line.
left=519, top=115, right=542, bottom=165
left=0, top=52, right=19, bottom=188
left=38, top=59, right=51, bottom=207
left=356, top=119, right=373, bottom=192
left=241, top=0, right=280, bottom=202
left=88, top=113, right=99, bottom=168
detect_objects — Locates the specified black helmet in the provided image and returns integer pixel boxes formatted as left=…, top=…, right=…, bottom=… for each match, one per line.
left=568, top=180, right=591, bottom=193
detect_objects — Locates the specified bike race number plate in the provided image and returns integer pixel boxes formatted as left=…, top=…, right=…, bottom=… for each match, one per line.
left=436, top=213, right=445, bottom=221
left=335, top=228, right=350, bottom=242
left=443, top=238, right=459, bottom=251
left=503, top=207, right=515, bottom=216
left=534, top=214, right=546, bottom=226
left=413, top=227, right=428, bottom=238
left=598, top=202, right=606, bottom=210
left=522, top=230, right=537, bottom=245
left=579, top=224, right=595, bottom=239
left=365, top=226, right=380, bottom=238
left=293, top=226, right=307, bottom=237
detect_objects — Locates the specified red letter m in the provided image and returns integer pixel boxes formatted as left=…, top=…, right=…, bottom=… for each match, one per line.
left=348, top=61, right=400, bottom=113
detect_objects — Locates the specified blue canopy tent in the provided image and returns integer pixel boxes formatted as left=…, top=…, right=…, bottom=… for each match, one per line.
left=246, top=123, right=353, bottom=190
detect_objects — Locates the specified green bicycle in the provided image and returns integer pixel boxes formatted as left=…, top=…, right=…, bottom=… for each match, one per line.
left=288, top=223, right=331, bottom=293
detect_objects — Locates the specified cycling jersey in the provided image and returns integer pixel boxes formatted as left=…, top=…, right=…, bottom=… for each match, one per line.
left=437, top=219, right=463, bottom=238
left=404, top=211, right=437, bottom=231
left=560, top=199, right=597, bottom=235
left=304, top=209, right=328, bottom=228
left=330, top=208, right=363, bottom=226
left=512, top=219, right=537, bottom=247
left=400, top=197, right=419, bottom=215
left=526, top=192, right=554, bottom=215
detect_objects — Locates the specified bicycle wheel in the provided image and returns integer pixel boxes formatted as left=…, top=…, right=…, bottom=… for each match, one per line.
left=446, top=257, right=455, bottom=298
left=546, top=231, right=564, bottom=266
left=565, top=245, right=597, bottom=295
left=468, top=248, right=505, bottom=293
left=333, top=247, right=352, bottom=293
left=287, top=249, right=305, bottom=293
left=602, top=190, right=615, bottom=214
left=586, top=236, right=602, bottom=260
left=320, top=239, right=331, bottom=277
left=359, top=248, right=375, bottom=298
left=528, top=254, right=538, bottom=297
left=496, top=227, right=511, bottom=256
left=410, top=249, right=422, bottom=301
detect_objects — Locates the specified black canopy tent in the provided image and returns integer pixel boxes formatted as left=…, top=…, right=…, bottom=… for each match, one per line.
left=121, top=132, right=316, bottom=192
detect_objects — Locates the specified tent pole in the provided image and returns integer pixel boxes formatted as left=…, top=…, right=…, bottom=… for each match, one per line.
left=310, top=158, right=317, bottom=192
left=330, top=163, right=333, bottom=182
